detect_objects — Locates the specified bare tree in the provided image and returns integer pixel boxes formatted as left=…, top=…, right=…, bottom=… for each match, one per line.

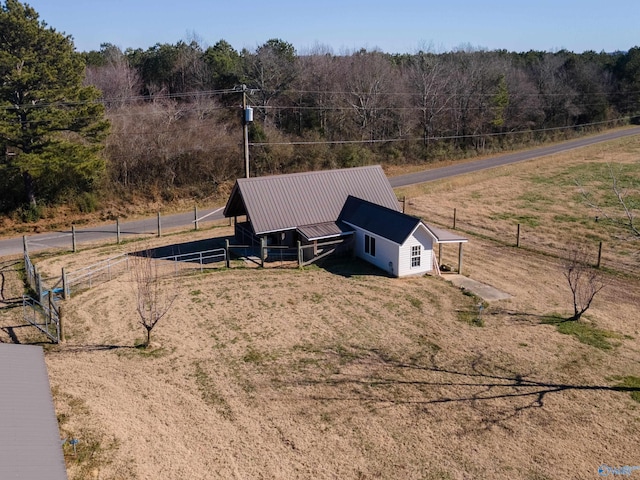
left=577, top=163, right=639, bottom=237
left=130, top=253, right=177, bottom=347
left=562, top=246, right=607, bottom=321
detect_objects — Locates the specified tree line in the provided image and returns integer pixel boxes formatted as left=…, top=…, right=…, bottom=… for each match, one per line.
left=87, top=39, right=640, bottom=200
left=2, top=0, right=640, bottom=217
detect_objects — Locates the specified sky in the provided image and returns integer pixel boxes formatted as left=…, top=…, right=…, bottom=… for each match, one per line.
left=23, top=0, right=640, bottom=55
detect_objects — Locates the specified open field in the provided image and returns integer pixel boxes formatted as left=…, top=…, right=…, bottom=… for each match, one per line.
left=397, top=135, right=640, bottom=276
left=1, top=137, right=639, bottom=479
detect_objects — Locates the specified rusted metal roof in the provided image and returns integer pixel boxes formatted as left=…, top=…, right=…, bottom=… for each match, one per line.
left=0, top=343, right=68, bottom=480
left=224, top=166, right=400, bottom=235
left=425, top=224, right=468, bottom=243
left=340, top=196, right=422, bottom=244
left=297, top=222, right=354, bottom=241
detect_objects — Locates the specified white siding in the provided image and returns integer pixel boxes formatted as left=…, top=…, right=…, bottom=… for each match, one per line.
left=350, top=227, right=399, bottom=276
left=397, top=225, right=433, bottom=277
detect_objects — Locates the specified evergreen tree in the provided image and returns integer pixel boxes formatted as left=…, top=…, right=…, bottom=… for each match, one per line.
left=0, top=0, right=109, bottom=212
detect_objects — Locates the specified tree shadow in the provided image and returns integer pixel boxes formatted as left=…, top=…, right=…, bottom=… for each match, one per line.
left=46, top=344, right=137, bottom=353
left=487, top=307, right=570, bottom=324
left=283, top=346, right=639, bottom=432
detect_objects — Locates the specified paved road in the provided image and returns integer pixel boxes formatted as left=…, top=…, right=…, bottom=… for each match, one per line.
left=388, top=126, right=640, bottom=187
left=2, top=127, right=639, bottom=257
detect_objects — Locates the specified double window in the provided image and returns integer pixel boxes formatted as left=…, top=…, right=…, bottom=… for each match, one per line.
left=364, top=234, right=376, bottom=256
left=411, top=245, right=421, bottom=267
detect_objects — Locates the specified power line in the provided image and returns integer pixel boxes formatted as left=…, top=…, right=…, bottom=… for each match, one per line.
left=248, top=117, right=632, bottom=147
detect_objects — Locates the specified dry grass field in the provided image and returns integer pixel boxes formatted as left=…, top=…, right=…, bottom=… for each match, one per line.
left=1, top=137, right=640, bottom=480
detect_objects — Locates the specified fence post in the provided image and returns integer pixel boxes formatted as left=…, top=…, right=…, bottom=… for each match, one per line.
left=157, top=212, right=162, bottom=237
left=597, top=241, right=603, bottom=268
left=36, top=271, right=43, bottom=303
left=116, top=218, right=121, bottom=244
left=62, top=267, right=68, bottom=300
left=516, top=223, right=521, bottom=248
left=72, top=225, right=77, bottom=252
left=297, top=241, right=302, bottom=267
left=225, top=239, right=230, bottom=268
left=58, top=305, right=64, bottom=344
left=402, top=196, right=406, bottom=214
left=23, top=235, right=28, bottom=256
left=194, top=205, right=199, bottom=231
left=453, top=208, right=457, bottom=230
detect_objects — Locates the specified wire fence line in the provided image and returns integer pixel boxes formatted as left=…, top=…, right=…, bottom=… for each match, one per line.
left=23, top=244, right=62, bottom=343
left=425, top=208, right=639, bottom=276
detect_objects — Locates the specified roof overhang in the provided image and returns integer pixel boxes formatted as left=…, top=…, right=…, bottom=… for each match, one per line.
left=425, top=224, right=469, bottom=244
left=0, top=344, right=68, bottom=479
left=297, top=221, right=355, bottom=242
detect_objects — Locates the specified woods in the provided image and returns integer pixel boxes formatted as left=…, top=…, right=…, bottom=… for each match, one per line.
left=91, top=41, right=640, bottom=201
left=2, top=0, right=640, bottom=217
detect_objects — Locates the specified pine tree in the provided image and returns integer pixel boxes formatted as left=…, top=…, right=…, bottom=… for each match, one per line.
left=0, top=0, right=109, bottom=212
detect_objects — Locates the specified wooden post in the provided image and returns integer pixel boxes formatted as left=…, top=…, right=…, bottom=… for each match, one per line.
left=58, top=305, right=64, bottom=344
left=453, top=208, right=457, bottom=230
left=225, top=239, right=230, bottom=268
left=297, top=240, right=302, bottom=267
left=23, top=235, right=28, bottom=256
left=438, top=243, right=443, bottom=266
left=458, top=243, right=464, bottom=275
left=62, top=267, right=68, bottom=300
left=516, top=223, right=521, bottom=248
left=116, top=218, right=121, bottom=244
left=260, top=237, right=266, bottom=267
left=402, top=196, right=406, bottom=214
left=157, top=212, right=161, bottom=237
left=72, top=225, right=77, bottom=252
left=36, top=271, right=43, bottom=303
left=597, top=241, right=603, bottom=268
left=194, top=205, right=199, bottom=231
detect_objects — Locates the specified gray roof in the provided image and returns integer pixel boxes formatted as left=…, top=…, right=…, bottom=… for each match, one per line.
left=340, top=196, right=423, bottom=244
left=425, top=224, right=468, bottom=243
left=224, top=165, right=400, bottom=235
left=297, top=222, right=354, bottom=242
left=0, top=343, right=68, bottom=480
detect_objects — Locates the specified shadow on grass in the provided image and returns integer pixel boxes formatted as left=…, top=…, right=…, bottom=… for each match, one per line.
left=130, top=236, right=232, bottom=262
left=283, top=347, right=640, bottom=431
left=317, top=256, right=392, bottom=278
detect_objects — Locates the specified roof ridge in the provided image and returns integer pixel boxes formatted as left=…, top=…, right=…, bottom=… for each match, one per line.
left=236, top=165, right=383, bottom=183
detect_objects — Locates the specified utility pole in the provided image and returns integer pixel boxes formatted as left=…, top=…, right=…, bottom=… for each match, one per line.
left=239, top=84, right=253, bottom=178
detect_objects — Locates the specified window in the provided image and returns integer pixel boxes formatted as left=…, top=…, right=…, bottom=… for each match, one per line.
left=411, top=245, right=421, bottom=267
left=364, top=234, right=376, bottom=257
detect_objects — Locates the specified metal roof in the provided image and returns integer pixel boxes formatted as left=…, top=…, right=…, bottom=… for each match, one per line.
left=425, top=224, right=468, bottom=243
left=223, top=165, right=400, bottom=235
left=0, top=343, right=68, bottom=480
left=297, top=222, right=354, bottom=242
left=340, top=196, right=423, bottom=244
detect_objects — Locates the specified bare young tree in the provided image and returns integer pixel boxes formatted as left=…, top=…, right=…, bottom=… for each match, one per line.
left=130, top=253, right=177, bottom=347
left=576, top=163, right=639, bottom=237
left=562, top=246, right=607, bottom=321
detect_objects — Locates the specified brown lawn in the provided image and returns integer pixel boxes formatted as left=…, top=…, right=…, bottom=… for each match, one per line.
left=1, top=137, right=640, bottom=480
